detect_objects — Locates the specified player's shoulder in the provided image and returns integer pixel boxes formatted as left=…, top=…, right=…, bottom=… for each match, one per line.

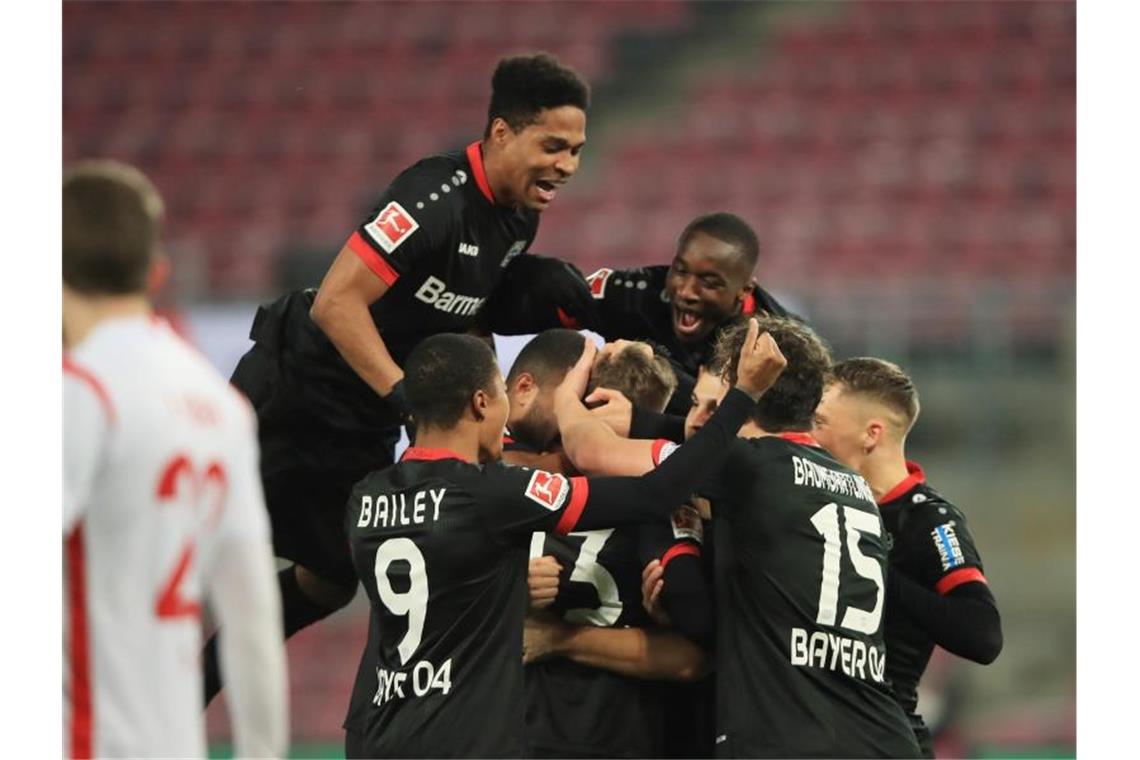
left=899, top=482, right=968, bottom=527
left=587, top=264, right=668, bottom=299
left=386, top=150, right=471, bottom=205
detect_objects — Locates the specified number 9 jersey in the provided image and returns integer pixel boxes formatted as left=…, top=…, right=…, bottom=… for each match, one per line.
left=705, top=434, right=921, bottom=758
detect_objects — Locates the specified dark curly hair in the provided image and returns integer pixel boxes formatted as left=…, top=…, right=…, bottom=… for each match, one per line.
left=713, top=317, right=832, bottom=432
left=484, top=52, right=590, bottom=136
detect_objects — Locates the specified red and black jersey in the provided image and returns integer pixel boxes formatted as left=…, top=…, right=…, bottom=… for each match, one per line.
left=245, top=142, right=539, bottom=433
left=704, top=434, right=920, bottom=759
left=511, top=436, right=705, bottom=757
left=879, top=461, right=990, bottom=754
left=343, top=388, right=757, bottom=757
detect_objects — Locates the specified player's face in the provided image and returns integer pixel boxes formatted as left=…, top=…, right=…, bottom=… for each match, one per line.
left=684, top=368, right=730, bottom=440
left=812, top=384, right=868, bottom=471
left=480, top=375, right=512, bottom=462
left=499, top=106, right=587, bottom=211
left=666, top=232, right=753, bottom=346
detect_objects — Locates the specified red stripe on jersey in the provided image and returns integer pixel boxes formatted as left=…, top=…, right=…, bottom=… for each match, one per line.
left=401, top=447, right=473, bottom=463
left=742, top=291, right=757, bottom=315
left=346, top=231, right=400, bottom=286
left=466, top=141, right=497, bottom=204
left=778, top=431, right=820, bottom=447
left=555, top=476, right=589, bottom=534
left=660, top=542, right=700, bottom=570
left=63, top=355, right=115, bottom=426
left=936, top=567, right=987, bottom=595
left=556, top=307, right=579, bottom=329
left=878, top=461, right=927, bottom=505
left=67, top=526, right=93, bottom=759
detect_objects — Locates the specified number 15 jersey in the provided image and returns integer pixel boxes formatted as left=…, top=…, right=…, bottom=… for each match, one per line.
left=706, top=434, right=920, bottom=758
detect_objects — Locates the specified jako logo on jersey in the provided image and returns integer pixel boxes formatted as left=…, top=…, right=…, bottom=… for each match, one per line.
left=524, top=470, right=569, bottom=511
left=932, top=522, right=964, bottom=570
left=501, top=240, right=527, bottom=268
left=414, top=276, right=486, bottom=316
left=587, top=268, right=613, bottom=299
left=458, top=242, right=479, bottom=257
left=364, top=201, right=419, bottom=253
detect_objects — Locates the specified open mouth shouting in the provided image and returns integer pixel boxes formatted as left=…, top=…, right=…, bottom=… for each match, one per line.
left=673, top=305, right=708, bottom=340
left=533, top=178, right=563, bottom=205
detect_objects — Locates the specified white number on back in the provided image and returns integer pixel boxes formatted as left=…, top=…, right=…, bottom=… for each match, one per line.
left=374, top=538, right=429, bottom=665
left=810, top=502, right=885, bottom=635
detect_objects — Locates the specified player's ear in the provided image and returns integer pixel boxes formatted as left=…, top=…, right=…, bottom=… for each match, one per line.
left=471, top=389, right=489, bottom=422
left=490, top=117, right=514, bottom=146
left=147, top=251, right=171, bottom=297
left=865, top=419, right=885, bottom=452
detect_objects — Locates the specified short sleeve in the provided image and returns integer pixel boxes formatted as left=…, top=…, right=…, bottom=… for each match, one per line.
left=478, top=464, right=592, bottom=538
left=63, top=358, right=114, bottom=534
left=909, top=503, right=988, bottom=595
left=344, top=160, right=460, bottom=286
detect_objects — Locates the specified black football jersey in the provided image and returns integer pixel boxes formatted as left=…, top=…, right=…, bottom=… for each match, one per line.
left=517, top=436, right=705, bottom=757
left=342, top=447, right=590, bottom=758
left=247, top=142, right=539, bottom=432
left=879, top=461, right=989, bottom=755
left=585, top=265, right=791, bottom=415
left=704, top=434, right=920, bottom=758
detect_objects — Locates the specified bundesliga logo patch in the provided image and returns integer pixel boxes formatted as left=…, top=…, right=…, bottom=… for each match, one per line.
left=671, top=504, right=704, bottom=543
left=586, top=268, right=614, bottom=299
left=524, top=470, right=569, bottom=512
left=931, top=522, right=965, bottom=570
left=364, top=201, right=419, bottom=253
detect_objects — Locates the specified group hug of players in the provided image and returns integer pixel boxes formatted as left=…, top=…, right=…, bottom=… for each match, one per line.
left=198, top=53, right=1004, bottom=758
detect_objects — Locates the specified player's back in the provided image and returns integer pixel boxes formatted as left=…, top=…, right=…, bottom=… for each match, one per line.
left=344, top=452, right=554, bottom=758
left=709, top=434, right=920, bottom=758
left=64, top=315, right=262, bottom=758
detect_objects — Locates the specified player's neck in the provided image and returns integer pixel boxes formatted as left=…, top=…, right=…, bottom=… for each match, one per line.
left=62, top=289, right=151, bottom=349
left=411, top=425, right=481, bottom=464
left=478, top=141, right=512, bottom=207
left=863, top=448, right=912, bottom=502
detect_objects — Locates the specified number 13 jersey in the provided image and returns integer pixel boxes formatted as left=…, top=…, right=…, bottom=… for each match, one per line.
left=706, top=434, right=920, bottom=759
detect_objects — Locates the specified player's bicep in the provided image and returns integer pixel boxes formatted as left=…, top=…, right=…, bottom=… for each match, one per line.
left=483, top=467, right=592, bottom=538
left=63, top=368, right=112, bottom=533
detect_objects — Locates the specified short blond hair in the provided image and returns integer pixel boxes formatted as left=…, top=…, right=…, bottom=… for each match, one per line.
left=829, top=357, right=921, bottom=432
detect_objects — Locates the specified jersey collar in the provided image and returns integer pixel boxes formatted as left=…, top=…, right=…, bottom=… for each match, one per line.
left=465, top=141, right=497, bottom=205
left=778, top=431, right=822, bottom=447
left=742, top=290, right=757, bottom=315
left=878, top=460, right=927, bottom=505
left=401, top=447, right=474, bottom=464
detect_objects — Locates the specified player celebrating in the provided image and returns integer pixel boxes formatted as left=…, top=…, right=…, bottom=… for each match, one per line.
left=556, top=318, right=922, bottom=757
left=812, top=358, right=1003, bottom=757
left=63, top=161, right=287, bottom=757
left=203, top=52, right=597, bottom=701
left=342, top=321, right=785, bottom=758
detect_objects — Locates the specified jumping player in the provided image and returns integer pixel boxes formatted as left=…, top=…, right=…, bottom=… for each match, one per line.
left=63, top=161, right=287, bottom=757
left=341, top=321, right=786, bottom=757
left=203, top=53, right=597, bottom=701
left=812, top=357, right=1002, bottom=757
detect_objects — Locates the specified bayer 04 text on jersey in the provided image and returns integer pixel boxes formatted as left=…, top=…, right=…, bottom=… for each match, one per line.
left=373, top=658, right=454, bottom=708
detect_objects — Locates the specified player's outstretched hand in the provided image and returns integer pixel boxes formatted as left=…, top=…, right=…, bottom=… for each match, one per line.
left=734, top=318, right=787, bottom=401
left=528, top=555, right=563, bottom=610
left=585, top=387, right=633, bottom=437
left=555, top=339, right=597, bottom=403
left=640, top=560, right=671, bottom=627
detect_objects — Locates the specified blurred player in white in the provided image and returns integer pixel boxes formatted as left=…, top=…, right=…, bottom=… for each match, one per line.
left=62, top=160, right=288, bottom=758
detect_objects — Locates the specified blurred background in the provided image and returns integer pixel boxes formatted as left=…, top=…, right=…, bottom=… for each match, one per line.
left=63, top=1, right=1075, bottom=757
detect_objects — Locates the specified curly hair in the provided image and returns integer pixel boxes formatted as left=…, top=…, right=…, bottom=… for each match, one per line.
left=713, top=316, right=832, bottom=432
left=485, top=52, right=590, bottom=135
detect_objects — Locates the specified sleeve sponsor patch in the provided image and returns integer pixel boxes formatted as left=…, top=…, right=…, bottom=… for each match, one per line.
left=586, top=267, right=614, bottom=299
left=931, top=522, right=965, bottom=571
left=363, top=201, right=420, bottom=253
left=670, top=504, right=704, bottom=543
left=524, top=470, right=570, bottom=512
left=651, top=439, right=679, bottom=467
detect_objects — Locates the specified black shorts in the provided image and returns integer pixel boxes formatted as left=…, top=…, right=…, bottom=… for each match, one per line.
left=232, top=343, right=400, bottom=588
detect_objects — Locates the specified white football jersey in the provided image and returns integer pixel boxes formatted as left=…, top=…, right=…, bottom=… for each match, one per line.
left=64, top=314, right=286, bottom=758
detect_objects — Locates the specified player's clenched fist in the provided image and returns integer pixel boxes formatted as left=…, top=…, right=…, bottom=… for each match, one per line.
left=733, top=318, right=787, bottom=401
left=528, top=555, right=563, bottom=610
